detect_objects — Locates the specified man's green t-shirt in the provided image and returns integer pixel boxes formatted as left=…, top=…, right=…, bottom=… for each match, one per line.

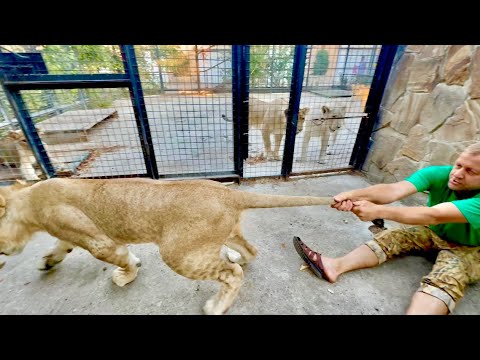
left=405, top=166, right=480, bottom=246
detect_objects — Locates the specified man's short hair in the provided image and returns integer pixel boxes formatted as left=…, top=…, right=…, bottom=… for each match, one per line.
left=464, top=143, right=480, bottom=156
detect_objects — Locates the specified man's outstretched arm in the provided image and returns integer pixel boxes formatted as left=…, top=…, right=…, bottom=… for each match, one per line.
left=351, top=201, right=467, bottom=225
left=332, top=180, right=418, bottom=211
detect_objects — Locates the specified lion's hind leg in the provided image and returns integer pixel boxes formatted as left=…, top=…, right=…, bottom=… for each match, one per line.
left=225, top=223, right=257, bottom=265
left=160, top=240, right=244, bottom=315
left=201, top=260, right=243, bottom=315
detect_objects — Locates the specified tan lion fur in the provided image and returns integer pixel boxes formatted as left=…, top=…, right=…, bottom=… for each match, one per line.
left=223, top=98, right=310, bottom=161
left=248, top=98, right=310, bottom=160
left=0, top=130, right=45, bottom=181
left=0, top=178, right=332, bottom=315
left=0, top=130, right=66, bottom=180
left=300, top=105, right=347, bottom=164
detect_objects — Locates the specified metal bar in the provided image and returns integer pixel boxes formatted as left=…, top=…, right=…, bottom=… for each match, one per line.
left=341, top=45, right=351, bottom=88
left=304, top=45, right=312, bottom=88
left=3, top=74, right=130, bottom=90
left=120, top=45, right=159, bottom=179
left=240, top=46, right=250, bottom=162
left=78, top=89, right=88, bottom=109
left=2, top=86, right=56, bottom=178
left=281, top=45, right=307, bottom=177
left=194, top=45, right=201, bottom=90
left=290, top=166, right=354, bottom=177
left=232, top=46, right=243, bottom=176
left=232, top=45, right=250, bottom=178
left=269, top=46, right=276, bottom=87
left=153, top=46, right=165, bottom=93
left=81, top=171, right=239, bottom=181
left=157, top=170, right=239, bottom=180
left=349, top=45, right=399, bottom=170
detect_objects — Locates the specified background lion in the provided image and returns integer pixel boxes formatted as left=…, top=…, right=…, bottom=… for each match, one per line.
left=0, top=130, right=68, bottom=181
left=0, top=130, right=44, bottom=181
left=223, top=98, right=310, bottom=161
left=300, top=105, right=347, bottom=164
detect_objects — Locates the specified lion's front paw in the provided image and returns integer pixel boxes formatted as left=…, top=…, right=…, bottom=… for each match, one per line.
left=112, top=266, right=139, bottom=287
left=203, top=297, right=223, bottom=315
left=38, top=255, right=61, bottom=271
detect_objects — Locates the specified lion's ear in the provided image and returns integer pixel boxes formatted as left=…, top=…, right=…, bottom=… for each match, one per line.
left=0, top=194, right=5, bottom=218
left=7, top=130, right=21, bottom=140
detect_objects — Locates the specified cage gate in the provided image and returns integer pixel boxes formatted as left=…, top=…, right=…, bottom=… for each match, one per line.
left=0, top=44, right=397, bottom=184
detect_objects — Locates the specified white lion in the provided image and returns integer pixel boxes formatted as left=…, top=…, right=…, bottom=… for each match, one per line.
left=299, top=105, right=347, bottom=164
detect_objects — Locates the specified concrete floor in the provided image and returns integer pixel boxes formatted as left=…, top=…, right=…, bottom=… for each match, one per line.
left=1, top=172, right=479, bottom=315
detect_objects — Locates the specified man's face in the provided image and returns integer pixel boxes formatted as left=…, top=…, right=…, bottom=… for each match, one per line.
left=448, top=152, right=480, bottom=191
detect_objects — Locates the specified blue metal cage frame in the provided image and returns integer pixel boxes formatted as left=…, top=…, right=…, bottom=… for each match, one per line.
left=0, top=44, right=399, bottom=181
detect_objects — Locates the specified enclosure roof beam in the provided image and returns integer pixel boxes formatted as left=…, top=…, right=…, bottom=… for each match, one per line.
left=2, top=74, right=130, bottom=90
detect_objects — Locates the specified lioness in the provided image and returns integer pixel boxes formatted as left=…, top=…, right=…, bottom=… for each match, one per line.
left=300, top=105, right=347, bottom=164
left=223, top=98, right=310, bottom=161
left=0, top=130, right=67, bottom=180
left=0, top=130, right=44, bottom=181
left=0, top=178, right=332, bottom=315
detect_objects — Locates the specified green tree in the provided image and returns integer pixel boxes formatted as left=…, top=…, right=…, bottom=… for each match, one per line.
left=312, top=49, right=329, bottom=76
left=250, top=45, right=294, bottom=88
left=154, top=45, right=193, bottom=77
left=0, top=45, right=128, bottom=123
left=41, top=45, right=125, bottom=109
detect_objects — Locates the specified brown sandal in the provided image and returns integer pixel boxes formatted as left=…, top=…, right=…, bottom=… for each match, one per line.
left=293, top=236, right=332, bottom=283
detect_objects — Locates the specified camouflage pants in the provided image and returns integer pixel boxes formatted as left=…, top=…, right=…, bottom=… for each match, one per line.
left=365, top=225, right=480, bottom=313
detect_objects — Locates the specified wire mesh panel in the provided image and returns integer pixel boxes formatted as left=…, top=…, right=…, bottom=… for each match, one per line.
left=243, top=45, right=295, bottom=178
left=0, top=45, right=147, bottom=181
left=13, top=88, right=147, bottom=179
left=0, top=44, right=385, bottom=182
left=292, top=45, right=381, bottom=174
left=0, top=88, right=23, bottom=181
left=136, top=45, right=234, bottom=177
left=0, top=127, right=36, bottom=182
left=0, top=45, right=124, bottom=75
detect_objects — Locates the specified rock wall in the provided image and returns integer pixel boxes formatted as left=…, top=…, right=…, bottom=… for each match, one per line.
left=364, top=45, right=480, bottom=197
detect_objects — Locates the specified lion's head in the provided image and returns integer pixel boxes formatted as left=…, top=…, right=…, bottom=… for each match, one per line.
left=320, top=105, right=347, bottom=132
left=0, top=180, right=32, bottom=256
left=284, top=107, right=310, bottom=134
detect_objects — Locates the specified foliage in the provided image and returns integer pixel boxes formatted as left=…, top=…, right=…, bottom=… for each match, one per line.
left=312, top=49, right=329, bottom=76
left=41, top=45, right=123, bottom=74
left=250, top=45, right=294, bottom=87
left=154, top=45, right=193, bottom=77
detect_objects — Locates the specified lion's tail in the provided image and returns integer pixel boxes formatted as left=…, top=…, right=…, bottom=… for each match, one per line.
left=236, top=191, right=334, bottom=209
